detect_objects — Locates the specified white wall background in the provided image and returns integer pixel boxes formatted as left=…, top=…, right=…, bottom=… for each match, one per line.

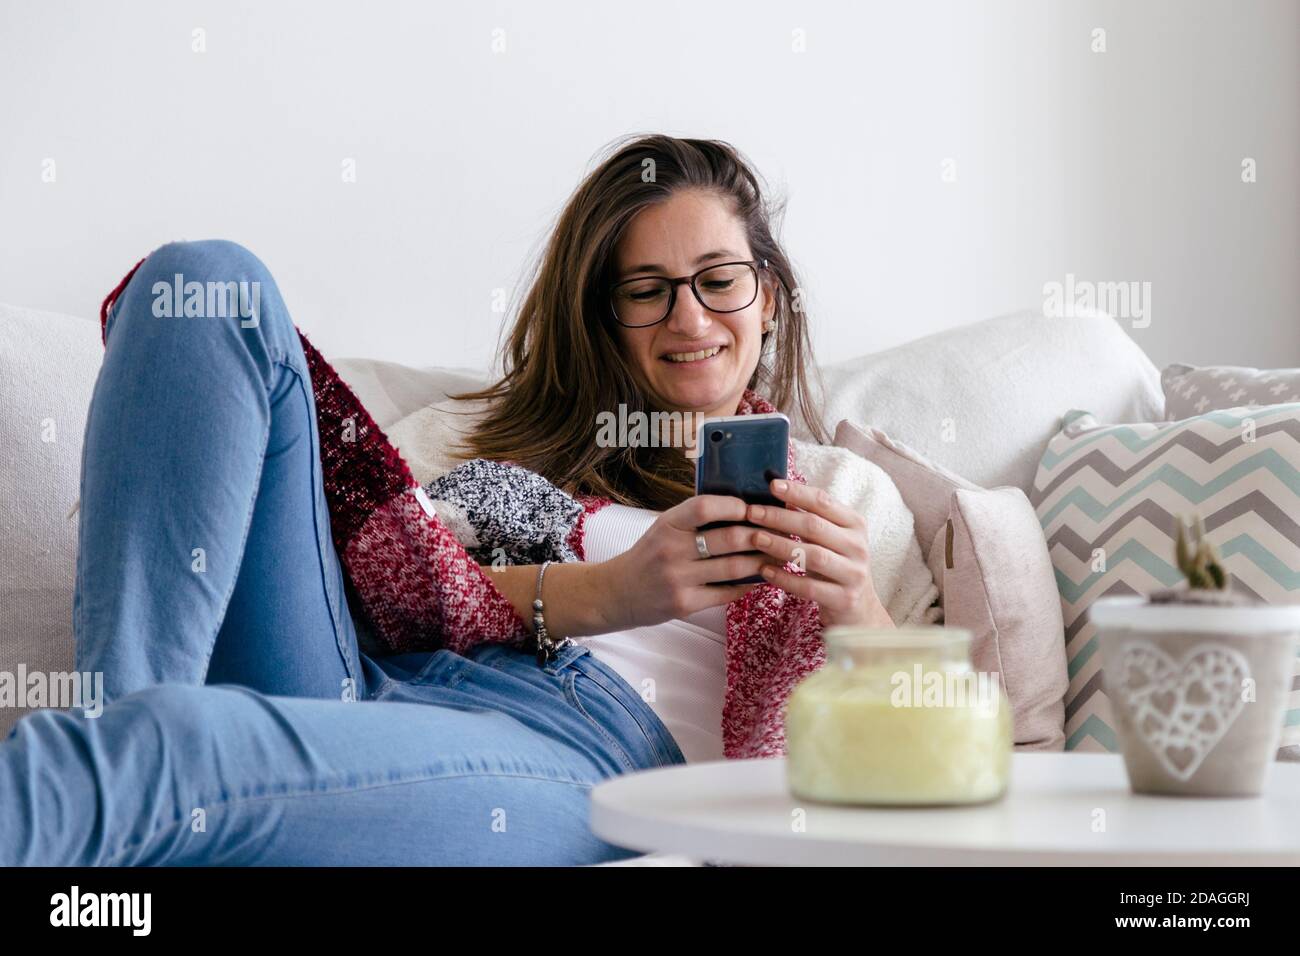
left=1, top=0, right=1296, bottom=373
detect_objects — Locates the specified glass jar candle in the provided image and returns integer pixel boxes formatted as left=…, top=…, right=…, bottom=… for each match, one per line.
left=784, top=626, right=1012, bottom=806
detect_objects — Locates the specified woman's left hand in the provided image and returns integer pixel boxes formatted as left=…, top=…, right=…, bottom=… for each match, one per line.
left=745, top=479, right=895, bottom=629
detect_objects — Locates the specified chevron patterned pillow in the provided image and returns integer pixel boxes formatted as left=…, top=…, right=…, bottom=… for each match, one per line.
left=1031, top=403, right=1300, bottom=758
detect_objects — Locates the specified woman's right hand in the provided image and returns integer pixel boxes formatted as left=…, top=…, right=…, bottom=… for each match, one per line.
left=595, top=495, right=775, bottom=631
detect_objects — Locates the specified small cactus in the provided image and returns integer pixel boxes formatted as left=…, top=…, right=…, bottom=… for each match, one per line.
left=1173, top=513, right=1229, bottom=590
left=1149, top=513, right=1245, bottom=606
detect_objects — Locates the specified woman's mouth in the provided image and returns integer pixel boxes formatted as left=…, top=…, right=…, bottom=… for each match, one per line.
left=662, top=344, right=726, bottom=364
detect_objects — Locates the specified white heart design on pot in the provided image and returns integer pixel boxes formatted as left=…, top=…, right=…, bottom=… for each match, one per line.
left=1113, top=640, right=1250, bottom=782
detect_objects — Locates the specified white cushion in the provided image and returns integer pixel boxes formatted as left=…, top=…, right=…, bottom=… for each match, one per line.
left=810, top=308, right=1165, bottom=492
left=0, top=304, right=103, bottom=738
left=332, top=358, right=485, bottom=431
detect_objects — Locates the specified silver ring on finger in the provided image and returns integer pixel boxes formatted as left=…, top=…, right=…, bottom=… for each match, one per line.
left=694, top=532, right=711, bottom=560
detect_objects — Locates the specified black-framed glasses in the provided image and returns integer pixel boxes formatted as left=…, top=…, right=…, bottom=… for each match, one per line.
left=609, top=259, right=768, bottom=328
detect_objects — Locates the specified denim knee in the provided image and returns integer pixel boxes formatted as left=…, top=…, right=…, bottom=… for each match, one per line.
left=116, top=683, right=223, bottom=747
left=143, top=239, right=273, bottom=287
left=127, top=239, right=281, bottom=332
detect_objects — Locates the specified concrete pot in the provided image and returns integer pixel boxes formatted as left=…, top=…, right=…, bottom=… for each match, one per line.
left=1092, top=596, right=1300, bottom=797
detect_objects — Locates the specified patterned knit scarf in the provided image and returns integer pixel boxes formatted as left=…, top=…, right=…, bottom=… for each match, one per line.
left=101, top=261, right=824, bottom=759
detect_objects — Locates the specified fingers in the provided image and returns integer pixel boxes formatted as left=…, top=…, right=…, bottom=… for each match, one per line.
left=759, top=563, right=863, bottom=613
left=766, top=479, right=863, bottom=529
left=750, top=529, right=854, bottom=582
left=671, top=484, right=857, bottom=540
left=748, top=486, right=868, bottom=561
left=667, top=494, right=748, bottom=532
left=746, top=500, right=861, bottom=559
left=682, top=552, right=773, bottom=587
left=760, top=561, right=888, bottom=625
left=745, top=480, right=881, bottom=620
left=699, top=523, right=760, bottom=558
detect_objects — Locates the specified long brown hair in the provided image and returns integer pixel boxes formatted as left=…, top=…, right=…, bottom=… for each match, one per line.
left=452, top=133, right=826, bottom=510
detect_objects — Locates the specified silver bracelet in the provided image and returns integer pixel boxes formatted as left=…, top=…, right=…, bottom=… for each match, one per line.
left=532, top=560, right=572, bottom=665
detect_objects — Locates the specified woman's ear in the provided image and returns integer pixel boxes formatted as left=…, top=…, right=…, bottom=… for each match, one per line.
left=761, top=271, right=778, bottom=325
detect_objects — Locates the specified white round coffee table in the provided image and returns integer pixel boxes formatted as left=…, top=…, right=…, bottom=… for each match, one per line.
left=590, top=752, right=1300, bottom=865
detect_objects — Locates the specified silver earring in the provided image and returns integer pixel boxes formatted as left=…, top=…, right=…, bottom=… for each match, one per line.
left=762, top=318, right=777, bottom=333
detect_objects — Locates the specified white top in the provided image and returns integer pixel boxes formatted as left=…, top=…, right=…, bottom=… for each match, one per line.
left=574, top=504, right=727, bottom=763
left=590, top=752, right=1300, bottom=865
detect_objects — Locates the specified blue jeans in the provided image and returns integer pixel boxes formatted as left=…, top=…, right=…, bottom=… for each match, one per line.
left=0, top=240, right=685, bottom=866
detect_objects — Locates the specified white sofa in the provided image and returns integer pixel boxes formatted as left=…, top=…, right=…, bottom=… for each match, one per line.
left=0, top=301, right=1164, bottom=865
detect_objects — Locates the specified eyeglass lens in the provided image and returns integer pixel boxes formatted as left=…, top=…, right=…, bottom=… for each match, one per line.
left=612, top=263, right=758, bottom=327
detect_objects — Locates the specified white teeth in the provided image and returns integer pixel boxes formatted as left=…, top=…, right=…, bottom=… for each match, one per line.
left=665, top=345, right=723, bottom=363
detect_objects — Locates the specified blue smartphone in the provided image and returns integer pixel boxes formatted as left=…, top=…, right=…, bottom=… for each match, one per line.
left=693, top=412, right=790, bottom=585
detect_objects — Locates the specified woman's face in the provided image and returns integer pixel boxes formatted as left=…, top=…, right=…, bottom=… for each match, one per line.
left=611, top=189, right=774, bottom=420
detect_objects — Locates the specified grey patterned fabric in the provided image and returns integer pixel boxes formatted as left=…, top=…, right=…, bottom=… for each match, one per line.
left=1162, top=363, right=1300, bottom=419
left=1031, top=403, right=1300, bottom=757
left=423, top=459, right=585, bottom=567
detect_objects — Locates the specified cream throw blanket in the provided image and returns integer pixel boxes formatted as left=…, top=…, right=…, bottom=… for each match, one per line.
left=386, top=399, right=939, bottom=626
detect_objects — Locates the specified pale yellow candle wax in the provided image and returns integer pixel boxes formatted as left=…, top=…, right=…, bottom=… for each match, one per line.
left=785, top=661, right=1012, bottom=806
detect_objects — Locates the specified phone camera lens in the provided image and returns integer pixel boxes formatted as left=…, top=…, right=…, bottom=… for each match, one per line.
left=710, top=431, right=724, bottom=443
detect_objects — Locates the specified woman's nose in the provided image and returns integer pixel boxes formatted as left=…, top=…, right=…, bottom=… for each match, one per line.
left=664, top=286, right=710, bottom=335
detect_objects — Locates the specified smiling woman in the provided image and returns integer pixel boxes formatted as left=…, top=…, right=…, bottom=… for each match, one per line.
left=451, top=134, right=826, bottom=511
left=0, top=134, right=928, bottom=869
left=434, top=135, right=910, bottom=765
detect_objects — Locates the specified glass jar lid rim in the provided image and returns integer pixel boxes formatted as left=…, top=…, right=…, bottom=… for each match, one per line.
left=823, top=626, right=971, bottom=649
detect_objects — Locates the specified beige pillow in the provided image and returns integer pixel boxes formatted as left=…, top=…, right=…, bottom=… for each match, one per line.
left=385, top=397, right=490, bottom=485
left=835, top=420, right=1068, bottom=750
